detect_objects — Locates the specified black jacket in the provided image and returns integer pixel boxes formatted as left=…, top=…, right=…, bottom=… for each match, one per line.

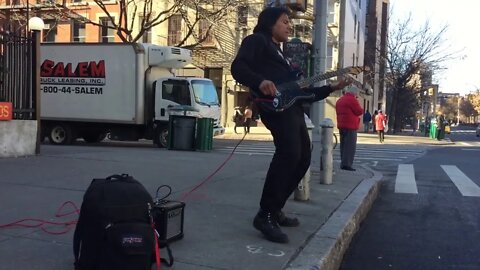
left=231, top=33, right=334, bottom=101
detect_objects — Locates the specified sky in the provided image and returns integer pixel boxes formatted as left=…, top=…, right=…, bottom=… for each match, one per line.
left=389, top=0, right=480, bottom=95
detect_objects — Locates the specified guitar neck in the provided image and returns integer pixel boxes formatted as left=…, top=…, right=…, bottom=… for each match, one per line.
left=296, top=69, right=348, bottom=88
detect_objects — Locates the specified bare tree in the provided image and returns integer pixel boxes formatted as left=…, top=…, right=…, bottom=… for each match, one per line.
left=459, top=98, right=477, bottom=122
left=381, top=13, right=457, bottom=132
left=2, top=0, right=239, bottom=47
left=440, top=96, right=460, bottom=123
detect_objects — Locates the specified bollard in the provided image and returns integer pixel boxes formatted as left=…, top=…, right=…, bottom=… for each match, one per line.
left=320, top=118, right=334, bottom=185
left=294, top=114, right=314, bottom=201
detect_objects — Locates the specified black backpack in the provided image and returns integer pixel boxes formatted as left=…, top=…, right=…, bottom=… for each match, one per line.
left=73, top=174, right=157, bottom=270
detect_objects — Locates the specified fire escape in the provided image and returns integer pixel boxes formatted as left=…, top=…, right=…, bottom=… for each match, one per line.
left=189, top=2, right=264, bottom=71
left=190, top=20, right=237, bottom=69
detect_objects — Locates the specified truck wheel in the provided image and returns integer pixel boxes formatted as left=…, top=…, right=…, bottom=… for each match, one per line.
left=49, top=124, right=74, bottom=145
left=155, top=127, right=169, bottom=148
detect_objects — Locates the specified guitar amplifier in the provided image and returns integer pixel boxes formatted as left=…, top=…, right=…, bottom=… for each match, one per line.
left=151, top=200, right=185, bottom=246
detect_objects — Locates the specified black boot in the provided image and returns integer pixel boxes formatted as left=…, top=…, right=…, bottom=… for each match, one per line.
left=253, top=210, right=289, bottom=243
left=277, top=211, right=300, bottom=227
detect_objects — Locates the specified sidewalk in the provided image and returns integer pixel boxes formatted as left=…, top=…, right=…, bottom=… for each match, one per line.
left=0, top=135, right=381, bottom=270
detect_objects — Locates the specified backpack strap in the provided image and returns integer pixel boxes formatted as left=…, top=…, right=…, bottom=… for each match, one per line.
left=161, top=244, right=174, bottom=267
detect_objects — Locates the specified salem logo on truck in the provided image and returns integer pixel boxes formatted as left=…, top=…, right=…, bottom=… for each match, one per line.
left=40, top=60, right=106, bottom=95
left=41, top=60, right=105, bottom=78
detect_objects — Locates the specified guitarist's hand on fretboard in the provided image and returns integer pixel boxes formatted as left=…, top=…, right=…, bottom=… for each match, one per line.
left=259, top=80, right=279, bottom=96
left=330, top=77, right=354, bottom=91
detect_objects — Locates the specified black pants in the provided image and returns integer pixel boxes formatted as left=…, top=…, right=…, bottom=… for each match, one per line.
left=258, top=105, right=310, bottom=213
left=378, top=130, right=385, bottom=142
left=244, top=118, right=252, bottom=133
left=339, top=129, right=357, bottom=168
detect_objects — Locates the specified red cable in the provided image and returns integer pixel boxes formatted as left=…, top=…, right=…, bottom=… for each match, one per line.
left=180, top=132, right=248, bottom=201
left=0, top=201, right=80, bottom=235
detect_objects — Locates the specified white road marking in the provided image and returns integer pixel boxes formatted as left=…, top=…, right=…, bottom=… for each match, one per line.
left=395, top=164, right=418, bottom=194
left=441, top=165, right=480, bottom=197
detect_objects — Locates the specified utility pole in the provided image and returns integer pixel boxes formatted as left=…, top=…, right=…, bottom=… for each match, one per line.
left=310, top=0, right=328, bottom=137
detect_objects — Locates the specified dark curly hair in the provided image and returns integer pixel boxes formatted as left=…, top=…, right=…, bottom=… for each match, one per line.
left=253, top=7, right=290, bottom=36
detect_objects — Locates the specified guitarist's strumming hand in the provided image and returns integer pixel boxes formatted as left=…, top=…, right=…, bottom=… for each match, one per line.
left=259, top=80, right=279, bottom=96
left=330, top=77, right=353, bottom=91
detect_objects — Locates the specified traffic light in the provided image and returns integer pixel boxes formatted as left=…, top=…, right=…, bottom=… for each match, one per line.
left=428, top=87, right=434, bottom=96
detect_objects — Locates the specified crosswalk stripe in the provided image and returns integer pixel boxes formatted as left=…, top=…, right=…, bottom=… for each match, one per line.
left=395, top=164, right=418, bottom=194
left=356, top=157, right=403, bottom=161
left=450, top=130, right=475, bottom=133
left=356, top=147, right=424, bottom=153
left=441, top=165, right=480, bottom=197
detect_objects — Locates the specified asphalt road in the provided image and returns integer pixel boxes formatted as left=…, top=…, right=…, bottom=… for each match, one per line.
left=341, top=125, right=480, bottom=270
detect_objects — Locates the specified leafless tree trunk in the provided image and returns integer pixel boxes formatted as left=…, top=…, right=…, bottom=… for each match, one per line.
left=379, top=13, right=457, bottom=133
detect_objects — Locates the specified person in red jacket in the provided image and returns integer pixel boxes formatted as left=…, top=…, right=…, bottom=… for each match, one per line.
left=335, top=87, right=363, bottom=171
left=375, top=110, right=386, bottom=143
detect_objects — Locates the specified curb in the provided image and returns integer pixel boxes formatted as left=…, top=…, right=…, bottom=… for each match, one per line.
left=286, top=165, right=383, bottom=270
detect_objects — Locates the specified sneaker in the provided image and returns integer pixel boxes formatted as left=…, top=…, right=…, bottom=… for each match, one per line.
left=253, top=211, right=289, bottom=243
left=277, top=211, right=300, bottom=227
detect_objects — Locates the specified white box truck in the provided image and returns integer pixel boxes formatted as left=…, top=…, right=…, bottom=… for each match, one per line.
left=40, top=43, right=224, bottom=147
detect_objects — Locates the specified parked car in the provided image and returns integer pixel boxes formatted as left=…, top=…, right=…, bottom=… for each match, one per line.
left=476, top=124, right=480, bottom=137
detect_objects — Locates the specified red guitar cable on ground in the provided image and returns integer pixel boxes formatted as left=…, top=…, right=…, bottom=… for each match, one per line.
left=0, top=200, right=79, bottom=235
left=180, top=132, right=248, bottom=201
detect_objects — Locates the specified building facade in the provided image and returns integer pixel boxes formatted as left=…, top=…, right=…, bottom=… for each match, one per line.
left=0, top=0, right=389, bottom=131
left=364, top=0, right=389, bottom=113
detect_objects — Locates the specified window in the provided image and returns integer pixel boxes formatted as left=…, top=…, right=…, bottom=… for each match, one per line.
left=167, top=15, right=182, bottom=46
left=326, top=45, right=334, bottom=70
left=139, top=16, right=152, bottom=43
left=99, top=17, right=115, bottom=43
left=162, top=81, right=191, bottom=106
left=72, top=21, right=85, bottom=42
left=198, top=19, right=213, bottom=44
left=354, top=16, right=357, bottom=39
left=357, top=22, right=361, bottom=44
left=42, top=20, right=57, bottom=42
left=238, top=5, right=248, bottom=27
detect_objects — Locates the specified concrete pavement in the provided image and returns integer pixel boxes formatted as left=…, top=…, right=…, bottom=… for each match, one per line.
left=0, top=126, right=449, bottom=270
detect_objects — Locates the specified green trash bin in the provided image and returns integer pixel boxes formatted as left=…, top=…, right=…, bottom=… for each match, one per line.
left=195, top=118, right=214, bottom=151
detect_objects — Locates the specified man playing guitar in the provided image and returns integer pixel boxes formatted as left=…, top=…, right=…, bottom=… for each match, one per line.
left=231, top=7, right=352, bottom=244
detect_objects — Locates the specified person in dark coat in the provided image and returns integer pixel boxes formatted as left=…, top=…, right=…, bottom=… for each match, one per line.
left=231, top=7, right=352, bottom=244
left=363, top=109, right=372, bottom=133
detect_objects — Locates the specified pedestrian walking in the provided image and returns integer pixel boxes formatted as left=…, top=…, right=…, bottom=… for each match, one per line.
left=375, top=110, right=386, bottom=143
left=336, top=87, right=363, bottom=171
left=231, top=6, right=352, bottom=244
left=363, top=109, right=372, bottom=133
left=244, top=106, right=253, bottom=133
left=233, top=107, right=243, bottom=134
left=372, top=110, right=378, bottom=132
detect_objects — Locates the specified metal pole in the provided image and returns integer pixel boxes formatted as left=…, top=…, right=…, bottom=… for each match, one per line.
left=320, top=118, right=334, bottom=185
left=294, top=116, right=314, bottom=201
left=32, top=30, right=41, bottom=154
left=456, top=96, right=460, bottom=126
left=310, top=0, right=328, bottom=135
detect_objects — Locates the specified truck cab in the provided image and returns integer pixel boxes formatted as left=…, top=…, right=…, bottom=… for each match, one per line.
left=153, top=77, right=224, bottom=147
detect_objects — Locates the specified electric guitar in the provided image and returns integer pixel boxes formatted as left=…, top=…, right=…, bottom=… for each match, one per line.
left=252, top=66, right=366, bottom=112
